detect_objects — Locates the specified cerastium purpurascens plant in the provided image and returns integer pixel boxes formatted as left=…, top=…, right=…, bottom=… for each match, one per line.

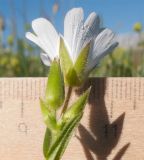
left=26, top=7, right=118, bottom=160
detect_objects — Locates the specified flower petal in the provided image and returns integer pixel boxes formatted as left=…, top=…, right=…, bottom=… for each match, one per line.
left=32, top=18, right=59, bottom=60
left=88, top=42, right=118, bottom=72
left=40, top=53, right=51, bottom=66
left=64, top=8, right=84, bottom=61
left=74, top=12, right=100, bottom=62
left=90, top=29, right=116, bottom=60
left=87, top=29, right=118, bottom=71
left=26, top=32, right=40, bottom=46
left=84, top=12, right=100, bottom=34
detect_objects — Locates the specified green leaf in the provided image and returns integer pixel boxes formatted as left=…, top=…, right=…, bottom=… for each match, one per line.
left=46, top=59, right=65, bottom=110
left=74, top=43, right=91, bottom=81
left=43, top=128, right=52, bottom=158
left=40, top=98, right=57, bottom=130
left=46, top=114, right=82, bottom=160
left=59, top=37, right=73, bottom=75
left=54, top=114, right=82, bottom=160
left=62, top=88, right=91, bottom=121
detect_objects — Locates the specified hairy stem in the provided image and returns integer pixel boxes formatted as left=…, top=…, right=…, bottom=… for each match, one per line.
left=61, top=86, right=73, bottom=116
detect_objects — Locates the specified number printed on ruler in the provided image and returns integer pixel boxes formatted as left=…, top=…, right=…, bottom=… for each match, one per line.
left=0, top=78, right=46, bottom=135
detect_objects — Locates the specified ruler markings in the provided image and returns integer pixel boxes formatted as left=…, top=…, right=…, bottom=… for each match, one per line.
left=0, top=78, right=144, bottom=160
left=26, top=79, right=28, bottom=99
left=39, top=79, right=41, bottom=99
left=140, top=78, right=143, bottom=100
left=3, top=80, right=6, bottom=99
left=129, top=79, right=132, bottom=101
left=12, top=79, right=14, bottom=99
left=101, top=79, right=104, bottom=100
left=30, top=79, right=32, bottom=100
left=105, top=79, right=110, bottom=99
left=142, top=79, right=144, bottom=100
left=1, top=78, right=144, bottom=102
left=34, top=79, right=36, bottom=100
left=126, top=79, right=129, bottom=100
left=0, top=81, right=2, bottom=109
left=97, top=79, right=100, bottom=99
left=139, top=78, right=142, bottom=101
left=17, top=79, right=19, bottom=99
left=141, top=80, right=144, bottom=100
left=21, top=79, right=24, bottom=118
left=110, top=79, right=114, bottom=118
left=120, top=78, right=122, bottom=100
left=125, top=79, right=127, bottom=99
left=8, top=79, right=10, bottom=97
left=115, top=79, right=118, bottom=99
left=97, top=80, right=99, bottom=99
left=138, top=78, right=140, bottom=100
left=133, top=79, right=137, bottom=110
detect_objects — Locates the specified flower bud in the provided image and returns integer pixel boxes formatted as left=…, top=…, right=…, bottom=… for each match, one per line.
left=45, top=59, right=65, bottom=110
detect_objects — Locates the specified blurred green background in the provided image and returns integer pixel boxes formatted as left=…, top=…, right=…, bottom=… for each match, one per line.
left=0, top=0, right=144, bottom=77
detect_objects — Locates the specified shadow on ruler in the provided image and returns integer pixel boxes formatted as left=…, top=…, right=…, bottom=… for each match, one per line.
left=76, top=78, right=130, bottom=160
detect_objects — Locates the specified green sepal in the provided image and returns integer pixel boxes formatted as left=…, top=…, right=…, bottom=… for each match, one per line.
left=59, top=37, right=73, bottom=76
left=62, top=88, right=91, bottom=121
left=43, top=128, right=52, bottom=158
left=46, top=114, right=82, bottom=160
left=74, top=43, right=91, bottom=81
left=59, top=37, right=81, bottom=86
left=46, top=59, right=65, bottom=110
left=59, top=38, right=91, bottom=86
left=40, top=98, right=57, bottom=130
left=65, top=67, right=81, bottom=86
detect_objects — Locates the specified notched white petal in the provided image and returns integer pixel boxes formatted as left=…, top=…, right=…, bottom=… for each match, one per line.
left=87, top=29, right=118, bottom=72
left=95, top=42, right=118, bottom=62
left=32, top=18, right=58, bottom=37
left=74, top=12, right=101, bottom=61
left=31, top=18, right=59, bottom=60
left=84, top=12, right=100, bottom=35
left=25, top=32, right=39, bottom=45
left=40, top=53, right=51, bottom=66
left=64, top=7, right=84, bottom=61
left=92, top=29, right=116, bottom=58
left=87, top=42, right=118, bottom=72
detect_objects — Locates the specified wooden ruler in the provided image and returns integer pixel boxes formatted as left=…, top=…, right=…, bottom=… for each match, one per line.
left=0, top=78, right=144, bottom=160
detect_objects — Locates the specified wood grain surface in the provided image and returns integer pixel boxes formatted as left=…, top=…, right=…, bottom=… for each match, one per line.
left=0, top=78, right=144, bottom=160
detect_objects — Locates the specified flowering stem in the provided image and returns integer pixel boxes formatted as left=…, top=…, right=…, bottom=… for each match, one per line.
left=61, top=86, right=73, bottom=116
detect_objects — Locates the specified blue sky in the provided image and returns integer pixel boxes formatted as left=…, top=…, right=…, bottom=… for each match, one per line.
left=0, top=0, right=144, bottom=40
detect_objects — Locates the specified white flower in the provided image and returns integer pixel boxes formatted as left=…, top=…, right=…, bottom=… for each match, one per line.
left=26, top=8, right=118, bottom=72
